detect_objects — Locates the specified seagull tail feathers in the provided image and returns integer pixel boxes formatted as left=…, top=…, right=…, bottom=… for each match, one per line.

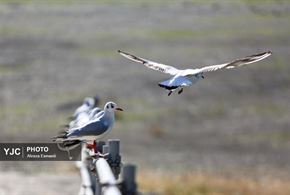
left=51, top=130, right=68, bottom=142
left=56, top=140, right=82, bottom=151
left=59, top=140, right=81, bottom=148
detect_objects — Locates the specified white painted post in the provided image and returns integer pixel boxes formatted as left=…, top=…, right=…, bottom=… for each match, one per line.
left=95, top=158, right=121, bottom=195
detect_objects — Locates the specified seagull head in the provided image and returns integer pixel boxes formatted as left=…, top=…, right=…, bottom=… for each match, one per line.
left=83, top=97, right=95, bottom=108
left=104, top=102, right=123, bottom=113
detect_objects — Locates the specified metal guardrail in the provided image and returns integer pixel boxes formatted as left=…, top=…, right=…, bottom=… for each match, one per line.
left=76, top=144, right=95, bottom=195
left=77, top=162, right=95, bottom=195
left=77, top=139, right=137, bottom=195
left=95, top=158, right=121, bottom=195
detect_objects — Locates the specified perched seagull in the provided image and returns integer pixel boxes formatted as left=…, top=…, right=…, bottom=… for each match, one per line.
left=53, top=102, right=123, bottom=153
left=68, top=106, right=102, bottom=129
left=68, top=112, right=90, bottom=129
left=67, top=106, right=102, bottom=128
left=58, top=97, right=101, bottom=150
left=61, top=97, right=95, bottom=128
left=72, top=97, right=95, bottom=119
left=118, top=50, right=272, bottom=96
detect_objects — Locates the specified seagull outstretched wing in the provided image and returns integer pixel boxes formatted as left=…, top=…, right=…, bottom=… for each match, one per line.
left=118, top=50, right=180, bottom=75
left=181, top=51, right=272, bottom=76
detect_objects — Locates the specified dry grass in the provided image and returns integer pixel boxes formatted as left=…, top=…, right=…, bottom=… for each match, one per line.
left=138, top=171, right=290, bottom=195
left=148, top=124, right=166, bottom=138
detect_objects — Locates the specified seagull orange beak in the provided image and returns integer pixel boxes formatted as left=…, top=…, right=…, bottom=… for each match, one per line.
left=116, top=107, right=124, bottom=111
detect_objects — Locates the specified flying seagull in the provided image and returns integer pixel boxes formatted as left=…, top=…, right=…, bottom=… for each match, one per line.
left=118, top=50, right=272, bottom=96
left=53, top=101, right=123, bottom=153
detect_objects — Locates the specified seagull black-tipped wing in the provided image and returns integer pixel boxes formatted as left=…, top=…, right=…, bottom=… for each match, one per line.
left=182, top=51, right=272, bottom=76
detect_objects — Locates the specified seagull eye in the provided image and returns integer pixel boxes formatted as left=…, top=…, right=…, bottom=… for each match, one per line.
left=111, top=104, right=114, bottom=109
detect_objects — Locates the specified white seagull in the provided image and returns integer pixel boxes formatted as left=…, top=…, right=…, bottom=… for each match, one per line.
left=53, top=101, right=123, bottom=152
left=72, top=97, right=95, bottom=119
left=118, top=50, right=272, bottom=96
left=68, top=107, right=102, bottom=129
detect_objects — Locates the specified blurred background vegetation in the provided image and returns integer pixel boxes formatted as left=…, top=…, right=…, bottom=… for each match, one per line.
left=0, top=0, right=289, bottom=194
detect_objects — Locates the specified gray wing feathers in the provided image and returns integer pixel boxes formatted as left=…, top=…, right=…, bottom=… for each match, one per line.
left=199, top=51, right=272, bottom=73
left=68, top=118, right=109, bottom=137
left=118, top=50, right=180, bottom=75
left=181, top=51, right=272, bottom=76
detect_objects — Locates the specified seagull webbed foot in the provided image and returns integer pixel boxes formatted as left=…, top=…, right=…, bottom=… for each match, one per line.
left=86, top=140, right=98, bottom=154
left=178, top=88, right=183, bottom=94
left=168, top=91, right=173, bottom=96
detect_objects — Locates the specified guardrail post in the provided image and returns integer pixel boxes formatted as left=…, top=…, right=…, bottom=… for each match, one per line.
left=97, top=141, right=106, bottom=154
left=102, top=144, right=109, bottom=154
left=108, top=139, right=121, bottom=179
left=121, top=164, right=137, bottom=195
left=90, top=139, right=140, bottom=195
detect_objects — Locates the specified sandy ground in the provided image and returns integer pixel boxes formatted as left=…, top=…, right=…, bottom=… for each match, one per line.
left=0, top=171, right=80, bottom=195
